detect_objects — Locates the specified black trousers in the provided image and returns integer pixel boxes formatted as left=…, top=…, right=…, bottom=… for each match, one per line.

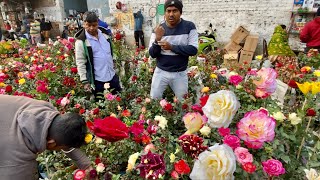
left=94, top=74, right=122, bottom=100
left=134, top=30, right=145, bottom=47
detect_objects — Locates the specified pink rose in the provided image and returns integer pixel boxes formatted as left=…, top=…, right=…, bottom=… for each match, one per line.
left=160, top=99, right=168, bottom=108
left=144, top=143, right=156, bottom=153
left=218, top=127, right=230, bottom=137
left=73, top=169, right=86, bottom=180
left=236, top=109, right=276, bottom=149
left=229, top=75, right=243, bottom=86
left=223, top=135, right=240, bottom=150
left=262, top=159, right=285, bottom=176
left=234, top=147, right=253, bottom=165
left=253, top=68, right=277, bottom=98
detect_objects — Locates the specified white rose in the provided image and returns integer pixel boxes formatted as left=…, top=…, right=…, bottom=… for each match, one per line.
left=96, top=163, right=105, bottom=173
left=289, top=113, right=302, bottom=125
left=155, top=115, right=167, bottom=129
left=202, top=90, right=240, bottom=128
left=127, top=152, right=140, bottom=171
left=60, top=97, right=70, bottom=107
left=199, top=126, right=211, bottom=137
left=272, top=111, right=286, bottom=122
left=304, top=168, right=320, bottom=180
left=190, top=144, right=236, bottom=180
left=95, top=137, right=103, bottom=144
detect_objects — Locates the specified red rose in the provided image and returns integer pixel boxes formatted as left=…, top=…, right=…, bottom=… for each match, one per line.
left=174, top=160, right=191, bottom=175
left=115, top=33, right=121, bottom=40
left=70, top=67, right=78, bottom=73
left=95, top=157, right=101, bottom=165
left=199, top=95, right=209, bottom=107
left=5, top=85, right=12, bottom=93
left=242, top=162, right=256, bottom=174
left=87, top=116, right=129, bottom=142
left=131, top=75, right=138, bottom=82
left=306, top=108, right=316, bottom=116
left=171, top=170, right=179, bottom=179
left=122, top=109, right=131, bottom=117
left=79, top=109, right=86, bottom=114
left=129, top=121, right=144, bottom=137
left=92, top=108, right=100, bottom=115
left=182, top=104, right=189, bottom=110
left=116, top=96, right=121, bottom=102
left=288, top=80, right=298, bottom=89
left=164, top=103, right=173, bottom=113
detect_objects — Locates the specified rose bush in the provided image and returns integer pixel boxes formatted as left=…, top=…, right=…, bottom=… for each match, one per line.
left=1, top=40, right=319, bottom=180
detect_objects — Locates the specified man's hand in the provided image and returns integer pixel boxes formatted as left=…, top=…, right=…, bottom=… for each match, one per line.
left=158, top=40, right=172, bottom=50
left=84, top=83, right=92, bottom=92
left=154, top=25, right=165, bottom=41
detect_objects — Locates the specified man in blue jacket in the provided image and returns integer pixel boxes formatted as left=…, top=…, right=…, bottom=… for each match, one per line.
left=148, top=0, right=198, bottom=101
left=134, top=10, right=145, bottom=48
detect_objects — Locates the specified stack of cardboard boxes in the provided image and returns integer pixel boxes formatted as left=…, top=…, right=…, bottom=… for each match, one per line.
left=223, top=26, right=259, bottom=69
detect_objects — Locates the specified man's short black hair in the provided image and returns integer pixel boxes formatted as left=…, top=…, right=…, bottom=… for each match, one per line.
left=48, top=113, right=87, bottom=148
left=83, top=11, right=99, bottom=23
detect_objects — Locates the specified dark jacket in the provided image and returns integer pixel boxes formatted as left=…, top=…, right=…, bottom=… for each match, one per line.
left=74, top=27, right=114, bottom=88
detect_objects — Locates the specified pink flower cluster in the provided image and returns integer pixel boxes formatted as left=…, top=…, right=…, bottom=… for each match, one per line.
left=236, top=109, right=276, bottom=149
left=253, top=68, right=277, bottom=98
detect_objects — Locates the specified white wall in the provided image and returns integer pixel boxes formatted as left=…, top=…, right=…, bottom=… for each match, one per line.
left=107, top=0, right=299, bottom=51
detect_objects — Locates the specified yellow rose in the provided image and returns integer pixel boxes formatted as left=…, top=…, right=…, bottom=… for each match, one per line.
left=313, top=70, right=320, bottom=77
left=84, top=134, right=93, bottom=144
left=201, top=87, right=210, bottom=93
left=272, top=111, right=286, bottom=122
left=169, top=153, right=176, bottom=163
left=210, top=74, right=218, bottom=79
left=24, top=56, right=29, bottom=59
left=155, top=115, right=167, bottom=129
left=289, top=113, right=302, bottom=125
left=183, top=112, right=204, bottom=134
left=202, top=90, right=240, bottom=128
left=110, top=113, right=117, bottom=117
left=296, top=82, right=312, bottom=95
left=311, top=82, right=320, bottom=95
left=0, top=82, right=5, bottom=87
left=256, top=55, right=263, bottom=60
left=18, top=78, right=26, bottom=85
left=127, top=152, right=140, bottom=171
left=190, top=144, right=236, bottom=179
left=199, top=126, right=211, bottom=136
left=70, top=90, right=75, bottom=95
left=46, top=57, right=52, bottom=61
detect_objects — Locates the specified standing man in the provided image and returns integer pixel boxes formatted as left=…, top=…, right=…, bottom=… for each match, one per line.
left=0, top=95, right=91, bottom=179
left=75, top=11, right=121, bottom=100
left=148, top=0, right=198, bottom=101
left=300, top=7, right=320, bottom=52
left=134, top=10, right=145, bottom=48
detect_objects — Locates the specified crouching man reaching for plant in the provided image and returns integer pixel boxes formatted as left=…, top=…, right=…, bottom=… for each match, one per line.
left=0, top=95, right=91, bottom=179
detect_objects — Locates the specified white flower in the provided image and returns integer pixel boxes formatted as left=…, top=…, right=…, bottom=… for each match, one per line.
left=272, top=111, right=286, bottom=122
left=202, top=90, right=240, bottom=128
left=169, top=153, right=176, bottom=163
left=155, top=115, right=167, bottom=129
left=288, top=113, right=302, bottom=125
left=95, top=137, right=103, bottom=144
left=104, top=83, right=110, bottom=90
left=199, top=126, right=211, bottom=136
left=304, top=168, right=320, bottom=180
left=127, top=152, right=140, bottom=171
left=190, top=144, right=236, bottom=180
left=96, top=163, right=105, bottom=173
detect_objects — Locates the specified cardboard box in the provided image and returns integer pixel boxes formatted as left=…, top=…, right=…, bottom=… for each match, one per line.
left=230, top=26, right=250, bottom=44
left=243, top=35, right=259, bottom=52
left=239, top=50, right=254, bottom=67
left=224, top=41, right=242, bottom=52
left=223, top=51, right=239, bottom=68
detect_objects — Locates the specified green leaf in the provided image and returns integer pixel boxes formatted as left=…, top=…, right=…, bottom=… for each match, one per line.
left=281, top=155, right=291, bottom=163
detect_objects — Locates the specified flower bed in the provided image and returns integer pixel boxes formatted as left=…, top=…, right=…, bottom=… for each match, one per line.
left=0, top=39, right=320, bottom=180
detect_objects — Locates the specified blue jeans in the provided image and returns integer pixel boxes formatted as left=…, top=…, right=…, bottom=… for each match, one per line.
left=150, top=67, right=188, bottom=101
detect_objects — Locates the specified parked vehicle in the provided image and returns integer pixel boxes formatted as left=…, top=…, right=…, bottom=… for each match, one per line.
left=198, top=23, right=217, bottom=54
